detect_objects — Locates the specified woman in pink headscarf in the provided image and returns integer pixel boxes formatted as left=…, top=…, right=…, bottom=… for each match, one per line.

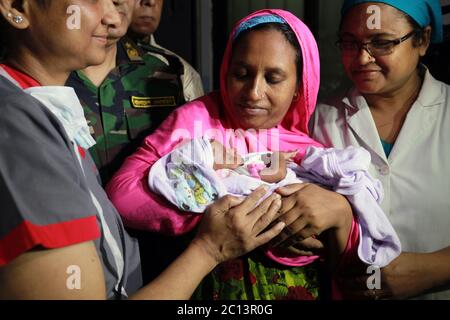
left=107, top=9, right=356, bottom=299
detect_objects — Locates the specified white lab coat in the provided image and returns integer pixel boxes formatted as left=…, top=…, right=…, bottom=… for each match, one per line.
left=311, top=68, right=450, bottom=300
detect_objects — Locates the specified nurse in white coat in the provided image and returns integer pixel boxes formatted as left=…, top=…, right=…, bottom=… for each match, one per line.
left=310, top=0, right=450, bottom=299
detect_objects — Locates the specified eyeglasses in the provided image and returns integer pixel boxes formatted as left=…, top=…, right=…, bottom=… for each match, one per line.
left=336, top=31, right=415, bottom=57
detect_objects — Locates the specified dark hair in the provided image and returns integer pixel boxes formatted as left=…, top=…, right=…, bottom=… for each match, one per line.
left=233, top=22, right=303, bottom=86
left=0, top=17, right=7, bottom=60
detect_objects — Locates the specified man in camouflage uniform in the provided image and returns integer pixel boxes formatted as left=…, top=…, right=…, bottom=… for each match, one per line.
left=66, top=0, right=185, bottom=185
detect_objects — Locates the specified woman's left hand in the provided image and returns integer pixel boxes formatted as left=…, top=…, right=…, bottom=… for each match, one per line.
left=270, top=183, right=353, bottom=254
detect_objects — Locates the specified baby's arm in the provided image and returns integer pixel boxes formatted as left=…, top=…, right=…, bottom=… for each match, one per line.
left=259, top=151, right=297, bottom=183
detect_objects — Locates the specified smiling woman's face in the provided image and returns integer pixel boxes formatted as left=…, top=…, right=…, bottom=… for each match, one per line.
left=340, top=3, right=429, bottom=95
left=227, top=28, right=298, bottom=130
left=21, top=0, right=118, bottom=70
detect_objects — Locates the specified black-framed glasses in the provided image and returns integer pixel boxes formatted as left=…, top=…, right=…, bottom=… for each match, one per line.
left=336, top=31, right=416, bottom=57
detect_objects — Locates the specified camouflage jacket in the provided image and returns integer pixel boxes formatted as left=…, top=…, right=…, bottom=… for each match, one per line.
left=67, top=37, right=185, bottom=185
left=135, top=35, right=205, bottom=102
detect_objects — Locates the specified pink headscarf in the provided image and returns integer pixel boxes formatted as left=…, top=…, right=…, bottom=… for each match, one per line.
left=220, top=9, right=321, bottom=142
left=107, top=9, right=323, bottom=234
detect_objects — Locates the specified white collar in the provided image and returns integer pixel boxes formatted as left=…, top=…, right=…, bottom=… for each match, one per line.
left=0, top=66, right=95, bottom=149
left=25, top=86, right=96, bottom=149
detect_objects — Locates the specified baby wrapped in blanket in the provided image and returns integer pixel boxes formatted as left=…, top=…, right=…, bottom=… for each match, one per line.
left=149, top=137, right=401, bottom=268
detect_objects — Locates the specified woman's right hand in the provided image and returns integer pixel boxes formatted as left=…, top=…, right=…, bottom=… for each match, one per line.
left=269, top=183, right=353, bottom=259
left=192, top=186, right=285, bottom=264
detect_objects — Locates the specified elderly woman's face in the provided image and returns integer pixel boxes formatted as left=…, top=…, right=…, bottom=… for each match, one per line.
left=227, top=29, right=298, bottom=130
left=340, top=3, right=429, bottom=95
left=27, top=0, right=119, bottom=70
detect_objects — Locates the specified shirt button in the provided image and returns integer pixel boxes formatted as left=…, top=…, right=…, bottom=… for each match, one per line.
left=379, top=165, right=390, bottom=176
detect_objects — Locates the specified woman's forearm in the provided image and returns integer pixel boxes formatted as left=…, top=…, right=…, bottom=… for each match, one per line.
left=323, top=210, right=354, bottom=269
left=129, top=241, right=218, bottom=300
left=129, top=188, right=284, bottom=300
left=421, top=246, right=450, bottom=293
left=372, top=247, right=450, bottom=299
left=106, top=163, right=202, bottom=235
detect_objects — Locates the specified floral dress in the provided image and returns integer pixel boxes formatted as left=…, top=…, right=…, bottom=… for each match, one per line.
left=193, top=251, right=321, bottom=300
